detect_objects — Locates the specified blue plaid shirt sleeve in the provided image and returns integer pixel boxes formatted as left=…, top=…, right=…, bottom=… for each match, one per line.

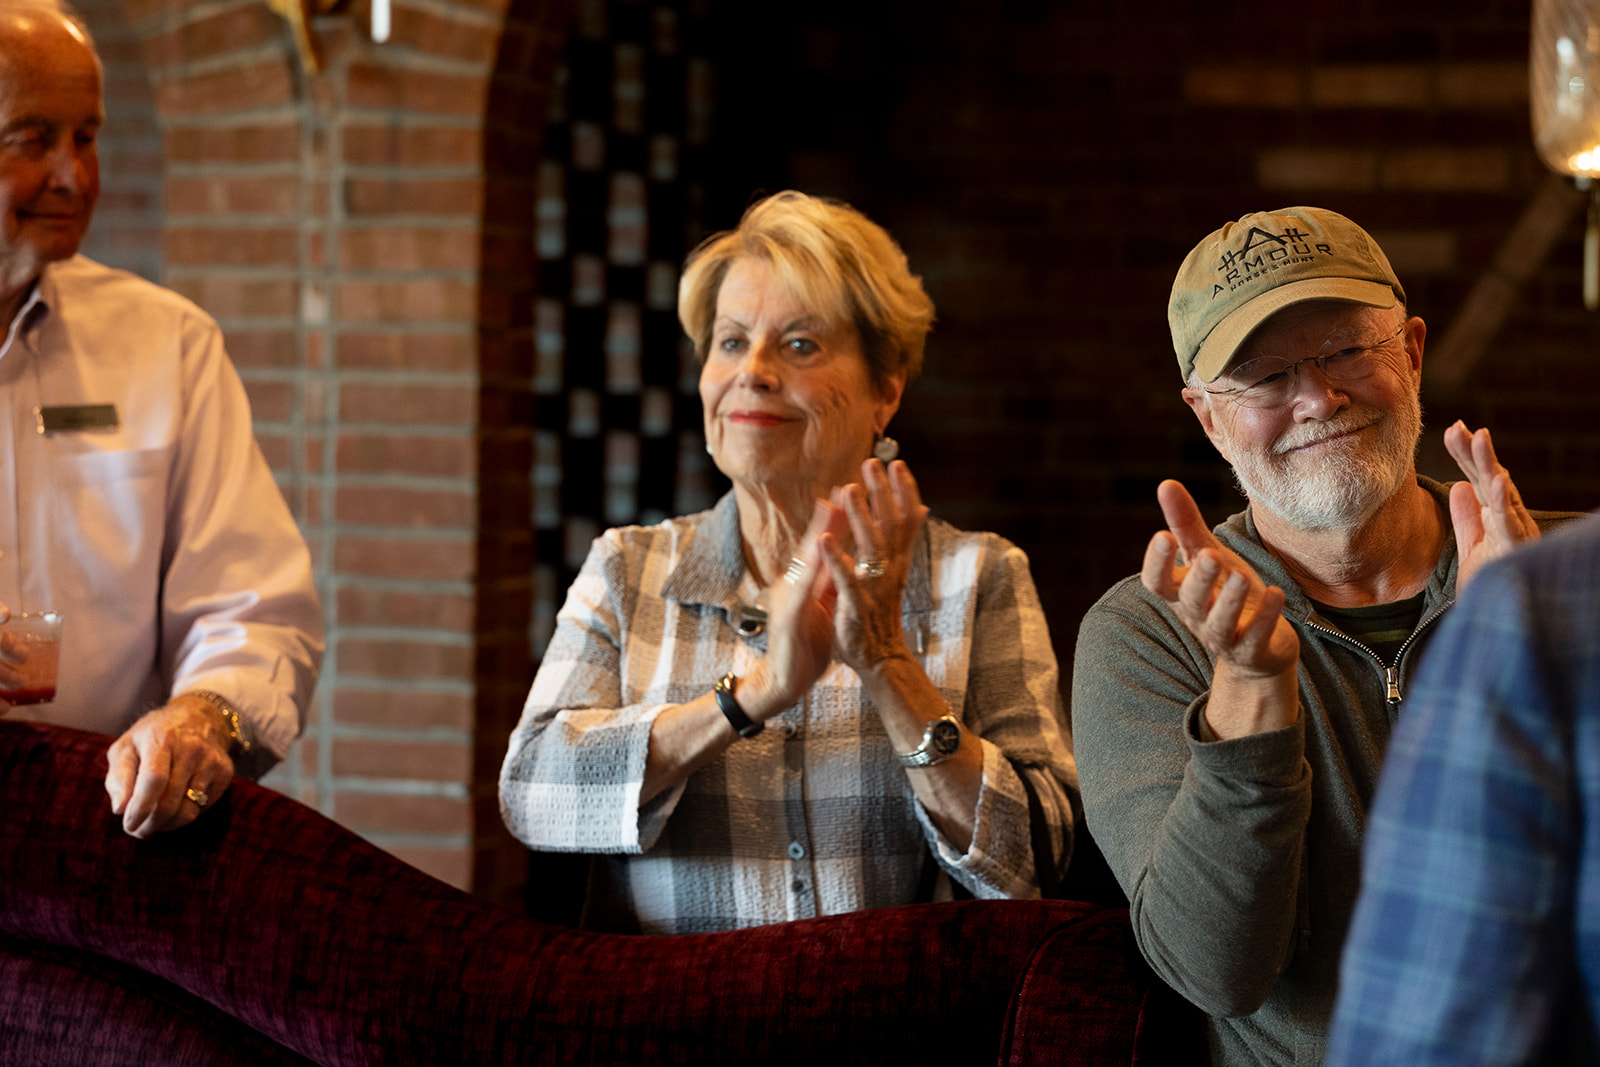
left=1329, top=521, right=1600, bottom=1065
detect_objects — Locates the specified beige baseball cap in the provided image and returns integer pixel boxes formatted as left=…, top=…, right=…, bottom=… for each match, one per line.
left=1168, top=206, right=1405, bottom=383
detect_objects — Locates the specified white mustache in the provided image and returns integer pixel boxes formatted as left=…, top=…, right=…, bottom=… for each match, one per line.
left=1273, top=411, right=1381, bottom=455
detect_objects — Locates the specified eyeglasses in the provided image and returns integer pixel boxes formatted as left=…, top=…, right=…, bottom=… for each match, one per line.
left=1203, top=322, right=1408, bottom=409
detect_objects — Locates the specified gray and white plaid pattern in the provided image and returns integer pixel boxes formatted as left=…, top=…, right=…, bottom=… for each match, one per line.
left=499, top=492, right=1077, bottom=934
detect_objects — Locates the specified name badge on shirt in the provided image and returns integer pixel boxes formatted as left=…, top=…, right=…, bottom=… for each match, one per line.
left=35, top=404, right=119, bottom=435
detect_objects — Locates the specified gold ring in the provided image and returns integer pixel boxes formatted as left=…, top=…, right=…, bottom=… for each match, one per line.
left=185, top=787, right=209, bottom=808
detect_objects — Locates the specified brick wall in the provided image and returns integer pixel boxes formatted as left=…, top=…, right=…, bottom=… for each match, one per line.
left=71, top=0, right=1600, bottom=905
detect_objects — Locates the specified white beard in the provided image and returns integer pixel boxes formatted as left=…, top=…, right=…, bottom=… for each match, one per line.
left=1226, top=388, right=1424, bottom=533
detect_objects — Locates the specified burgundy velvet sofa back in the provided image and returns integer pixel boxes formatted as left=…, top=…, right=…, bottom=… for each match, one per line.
left=0, top=722, right=1196, bottom=1065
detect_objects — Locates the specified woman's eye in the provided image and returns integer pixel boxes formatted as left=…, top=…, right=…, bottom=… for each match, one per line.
left=785, top=338, right=818, bottom=356
left=716, top=336, right=744, bottom=354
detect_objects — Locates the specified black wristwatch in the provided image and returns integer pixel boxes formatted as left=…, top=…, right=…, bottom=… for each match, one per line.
left=713, top=672, right=763, bottom=739
left=896, top=714, right=962, bottom=767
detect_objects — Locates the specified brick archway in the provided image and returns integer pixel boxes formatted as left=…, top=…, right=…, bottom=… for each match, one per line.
left=75, top=0, right=575, bottom=900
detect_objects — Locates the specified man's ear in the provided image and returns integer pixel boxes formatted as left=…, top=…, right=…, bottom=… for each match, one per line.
left=1403, top=315, right=1426, bottom=384
left=1180, top=385, right=1229, bottom=458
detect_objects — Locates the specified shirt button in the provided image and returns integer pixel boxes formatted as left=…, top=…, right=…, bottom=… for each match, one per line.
left=791, top=879, right=807, bottom=893
left=782, top=721, right=799, bottom=738
left=787, top=841, right=806, bottom=860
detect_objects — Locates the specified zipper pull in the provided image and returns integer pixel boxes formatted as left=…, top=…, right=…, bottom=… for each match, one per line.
left=1385, top=666, right=1402, bottom=707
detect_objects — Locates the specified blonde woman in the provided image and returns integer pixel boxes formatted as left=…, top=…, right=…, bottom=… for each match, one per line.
left=499, top=191, right=1076, bottom=933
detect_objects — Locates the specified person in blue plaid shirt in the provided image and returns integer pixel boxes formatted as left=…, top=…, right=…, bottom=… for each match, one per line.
left=1329, top=512, right=1600, bottom=1064
left=498, top=191, right=1077, bottom=933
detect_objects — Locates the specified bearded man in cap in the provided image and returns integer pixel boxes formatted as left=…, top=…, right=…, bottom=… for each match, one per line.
left=1070, top=206, right=1577, bottom=1065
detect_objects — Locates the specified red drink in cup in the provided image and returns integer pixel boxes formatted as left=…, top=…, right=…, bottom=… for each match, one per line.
left=0, top=612, right=62, bottom=706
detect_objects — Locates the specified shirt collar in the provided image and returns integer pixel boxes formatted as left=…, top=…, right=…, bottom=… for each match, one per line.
left=660, top=491, right=746, bottom=611
left=0, top=274, right=49, bottom=363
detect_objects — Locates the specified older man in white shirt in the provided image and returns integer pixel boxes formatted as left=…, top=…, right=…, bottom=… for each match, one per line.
left=0, top=0, right=322, bottom=837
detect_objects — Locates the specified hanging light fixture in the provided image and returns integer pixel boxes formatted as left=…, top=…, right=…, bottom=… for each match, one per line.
left=1531, top=0, right=1600, bottom=308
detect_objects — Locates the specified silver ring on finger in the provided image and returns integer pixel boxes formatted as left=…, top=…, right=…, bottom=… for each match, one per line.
left=854, top=557, right=889, bottom=580
left=185, top=787, right=209, bottom=808
left=783, top=556, right=807, bottom=585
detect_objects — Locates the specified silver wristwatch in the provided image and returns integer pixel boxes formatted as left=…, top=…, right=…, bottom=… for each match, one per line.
left=896, top=714, right=962, bottom=768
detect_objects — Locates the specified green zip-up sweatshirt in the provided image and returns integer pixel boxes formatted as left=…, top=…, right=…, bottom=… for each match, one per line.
left=1071, top=476, right=1574, bottom=1066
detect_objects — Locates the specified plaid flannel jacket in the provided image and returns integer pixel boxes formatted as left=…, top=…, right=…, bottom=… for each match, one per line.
left=1330, top=514, right=1600, bottom=1065
left=499, top=492, right=1077, bottom=933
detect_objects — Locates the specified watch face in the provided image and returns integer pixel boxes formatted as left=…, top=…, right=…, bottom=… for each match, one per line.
left=930, top=719, right=961, bottom=756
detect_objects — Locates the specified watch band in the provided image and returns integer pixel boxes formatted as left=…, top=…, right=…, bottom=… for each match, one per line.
left=713, top=672, right=763, bottom=739
left=896, top=714, right=962, bottom=768
left=190, top=689, right=252, bottom=757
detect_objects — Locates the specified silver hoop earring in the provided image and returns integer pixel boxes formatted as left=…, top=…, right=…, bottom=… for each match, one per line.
left=872, top=434, right=899, bottom=463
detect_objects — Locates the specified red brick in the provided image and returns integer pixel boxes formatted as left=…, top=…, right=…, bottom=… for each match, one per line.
left=165, top=227, right=299, bottom=267
left=300, top=485, right=322, bottom=525
left=241, top=379, right=295, bottom=421
left=302, top=378, right=327, bottom=422
left=224, top=329, right=300, bottom=368
left=1256, top=148, right=1378, bottom=191
left=1309, top=65, right=1430, bottom=108
left=167, top=275, right=297, bottom=318
left=164, top=175, right=301, bottom=215
left=335, top=434, right=474, bottom=478
left=335, top=485, right=474, bottom=527
left=1367, top=229, right=1457, bottom=275
left=1183, top=66, right=1300, bottom=108
left=384, top=7, right=500, bottom=64
left=339, top=382, right=475, bottom=424
left=164, top=125, right=299, bottom=165
left=344, top=178, right=483, bottom=218
left=156, top=61, right=295, bottom=116
left=334, top=279, right=477, bottom=323
left=345, top=61, right=488, bottom=116
left=343, top=124, right=483, bottom=167
left=333, top=537, right=475, bottom=582
left=334, top=792, right=471, bottom=835
left=336, top=331, right=476, bottom=372
left=333, top=687, right=474, bottom=730
left=339, top=227, right=478, bottom=271
left=337, top=586, right=475, bottom=629
left=1438, top=62, right=1527, bottom=108
left=256, top=433, right=290, bottom=471
left=143, top=5, right=282, bottom=68
left=1381, top=148, right=1511, bottom=192
left=331, top=737, right=471, bottom=780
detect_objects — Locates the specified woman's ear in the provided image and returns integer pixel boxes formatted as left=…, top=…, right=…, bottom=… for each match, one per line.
left=874, top=369, right=907, bottom=433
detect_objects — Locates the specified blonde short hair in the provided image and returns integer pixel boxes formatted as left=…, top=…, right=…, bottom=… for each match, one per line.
left=677, top=191, right=936, bottom=388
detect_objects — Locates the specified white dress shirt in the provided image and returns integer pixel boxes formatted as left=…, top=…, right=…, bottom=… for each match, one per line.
left=0, top=255, right=322, bottom=772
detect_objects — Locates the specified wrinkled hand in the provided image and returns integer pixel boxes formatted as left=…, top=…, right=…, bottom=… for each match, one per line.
left=1142, top=480, right=1299, bottom=680
left=106, top=695, right=235, bottom=838
left=819, top=459, right=929, bottom=672
left=1445, top=421, right=1538, bottom=592
left=756, top=501, right=846, bottom=716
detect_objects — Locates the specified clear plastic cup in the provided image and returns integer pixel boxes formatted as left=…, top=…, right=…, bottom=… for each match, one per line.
left=0, top=611, right=62, bottom=706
